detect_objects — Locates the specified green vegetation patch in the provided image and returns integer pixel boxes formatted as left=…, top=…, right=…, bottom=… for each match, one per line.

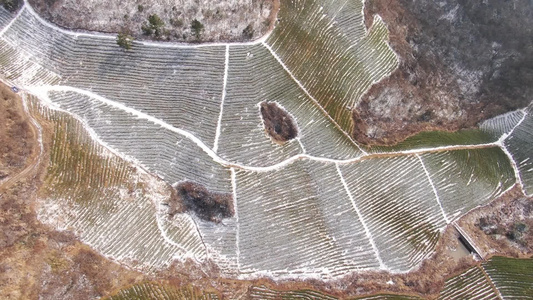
left=106, top=282, right=219, bottom=300
left=438, top=266, right=497, bottom=299
left=482, top=256, right=533, bottom=298
left=368, top=128, right=496, bottom=153
left=354, top=294, right=422, bottom=300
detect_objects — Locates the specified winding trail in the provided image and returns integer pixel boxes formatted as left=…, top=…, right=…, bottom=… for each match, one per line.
left=0, top=94, right=43, bottom=192
left=24, top=84, right=516, bottom=174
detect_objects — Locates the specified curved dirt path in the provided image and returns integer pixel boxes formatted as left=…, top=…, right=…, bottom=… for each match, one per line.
left=0, top=93, right=43, bottom=192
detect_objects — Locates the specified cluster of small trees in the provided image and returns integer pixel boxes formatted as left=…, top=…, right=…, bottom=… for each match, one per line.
left=141, top=14, right=165, bottom=37
left=190, top=19, right=204, bottom=39
left=116, top=32, right=134, bottom=50
left=1, top=0, right=20, bottom=12
left=242, top=24, right=254, bottom=40
left=141, top=14, right=205, bottom=40
left=117, top=13, right=208, bottom=50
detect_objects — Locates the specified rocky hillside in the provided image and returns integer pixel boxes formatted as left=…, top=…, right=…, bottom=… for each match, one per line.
left=28, top=0, right=276, bottom=42
left=358, top=0, right=533, bottom=145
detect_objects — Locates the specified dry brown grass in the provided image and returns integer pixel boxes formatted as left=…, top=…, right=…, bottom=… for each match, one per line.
left=0, top=85, right=34, bottom=175
left=0, top=84, right=145, bottom=299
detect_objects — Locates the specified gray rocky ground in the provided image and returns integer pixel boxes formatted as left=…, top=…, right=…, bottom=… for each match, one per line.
left=28, top=0, right=276, bottom=42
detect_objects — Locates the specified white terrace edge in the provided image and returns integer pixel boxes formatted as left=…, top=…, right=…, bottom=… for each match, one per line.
left=20, top=0, right=274, bottom=48
left=11, top=0, right=399, bottom=156
left=24, top=84, right=526, bottom=176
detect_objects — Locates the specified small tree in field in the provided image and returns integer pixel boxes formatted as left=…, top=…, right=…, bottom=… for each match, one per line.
left=191, top=19, right=204, bottom=39
left=142, top=14, right=165, bottom=37
left=242, top=24, right=254, bottom=40
left=116, top=32, right=134, bottom=50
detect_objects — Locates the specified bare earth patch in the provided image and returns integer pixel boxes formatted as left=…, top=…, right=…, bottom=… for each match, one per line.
left=260, top=101, right=299, bottom=144
left=170, top=181, right=234, bottom=223
left=0, top=84, right=34, bottom=181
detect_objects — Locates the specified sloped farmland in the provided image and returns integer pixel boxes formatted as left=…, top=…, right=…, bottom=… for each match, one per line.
left=439, top=257, right=533, bottom=299
left=438, top=266, right=498, bottom=300
left=0, top=0, right=531, bottom=283
left=483, top=256, right=533, bottom=298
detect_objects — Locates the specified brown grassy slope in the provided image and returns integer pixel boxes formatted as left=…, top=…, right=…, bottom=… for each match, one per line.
left=0, top=85, right=145, bottom=299
left=0, top=85, right=34, bottom=179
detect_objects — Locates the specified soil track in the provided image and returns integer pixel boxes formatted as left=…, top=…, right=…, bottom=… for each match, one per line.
left=0, top=98, right=40, bottom=192
left=0, top=85, right=38, bottom=191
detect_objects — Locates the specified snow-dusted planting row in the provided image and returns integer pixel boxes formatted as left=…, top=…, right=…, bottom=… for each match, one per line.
left=420, top=149, right=516, bottom=220
left=0, top=0, right=530, bottom=279
left=236, top=160, right=381, bottom=277
left=483, top=257, right=533, bottom=299
left=37, top=86, right=518, bottom=276
left=220, top=44, right=363, bottom=167
left=266, top=0, right=398, bottom=132
left=439, top=266, right=498, bottom=300
left=440, top=257, right=533, bottom=299
left=4, top=7, right=226, bottom=147
left=31, top=100, right=205, bottom=269
left=1, top=3, right=371, bottom=165
left=502, top=106, right=533, bottom=195
left=46, top=91, right=232, bottom=194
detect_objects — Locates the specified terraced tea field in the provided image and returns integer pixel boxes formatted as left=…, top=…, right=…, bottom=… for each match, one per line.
left=439, top=257, right=533, bottom=299
left=0, top=0, right=531, bottom=285
left=106, top=282, right=220, bottom=300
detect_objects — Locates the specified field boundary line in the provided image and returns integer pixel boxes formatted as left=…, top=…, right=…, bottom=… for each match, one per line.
left=496, top=108, right=528, bottom=144
left=495, top=109, right=529, bottom=196
left=261, top=41, right=368, bottom=155
left=213, top=45, right=230, bottom=153
left=416, top=154, right=450, bottom=224
left=0, top=5, right=25, bottom=37
left=335, top=163, right=387, bottom=270
left=477, top=265, right=504, bottom=300
left=231, top=168, right=241, bottom=271
left=155, top=213, right=202, bottom=260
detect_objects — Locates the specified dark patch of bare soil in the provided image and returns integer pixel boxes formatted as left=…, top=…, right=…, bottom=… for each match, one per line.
left=260, top=101, right=298, bottom=144
left=359, top=0, right=533, bottom=146
left=171, top=181, right=234, bottom=223
left=476, top=196, right=533, bottom=253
